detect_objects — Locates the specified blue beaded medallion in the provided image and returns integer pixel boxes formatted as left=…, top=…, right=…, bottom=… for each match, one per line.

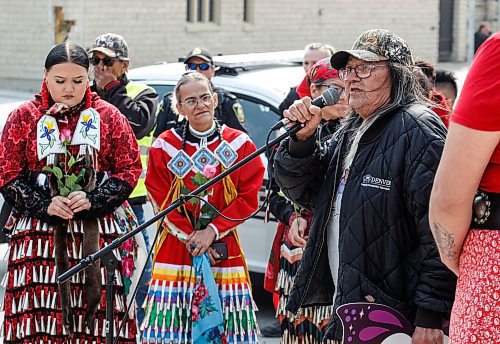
left=167, top=150, right=194, bottom=179
left=214, top=140, right=238, bottom=168
left=191, top=146, right=219, bottom=172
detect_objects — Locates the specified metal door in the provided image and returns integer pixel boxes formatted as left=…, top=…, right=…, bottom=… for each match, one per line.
left=439, top=0, right=455, bottom=61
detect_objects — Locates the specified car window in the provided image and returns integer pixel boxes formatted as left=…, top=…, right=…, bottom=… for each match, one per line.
left=151, top=85, right=174, bottom=101
left=234, top=96, right=280, bottom=148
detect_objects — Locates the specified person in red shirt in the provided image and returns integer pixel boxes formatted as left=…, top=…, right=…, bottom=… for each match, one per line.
left=430, top=32, right=500, bottom=343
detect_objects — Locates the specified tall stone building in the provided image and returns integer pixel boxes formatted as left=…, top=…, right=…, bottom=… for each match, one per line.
left=0, top=0, right=497, bottom=91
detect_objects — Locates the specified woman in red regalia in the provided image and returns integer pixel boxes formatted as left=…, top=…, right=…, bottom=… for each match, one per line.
left=0, top=43, right=141, bottom=343
left=143, top=71, right=265, bottom=343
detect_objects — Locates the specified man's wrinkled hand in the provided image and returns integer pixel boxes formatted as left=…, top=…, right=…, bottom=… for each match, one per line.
left=283, top=97, right=322, bottom=141
left=288, top=216, right=308, bottom=247
left=412, top=326, right=444, bottom=344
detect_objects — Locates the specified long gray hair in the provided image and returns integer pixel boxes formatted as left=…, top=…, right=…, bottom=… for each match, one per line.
left=341, top=61, right=435, bottom=169
left=346, top=61, right=434, bottom=121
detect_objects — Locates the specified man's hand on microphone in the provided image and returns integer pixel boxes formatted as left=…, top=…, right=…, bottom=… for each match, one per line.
left=283, top=97, right=323, bottom=141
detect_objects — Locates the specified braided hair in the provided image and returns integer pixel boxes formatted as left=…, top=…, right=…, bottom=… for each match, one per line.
left=214, top=118, right=223, bottom=142
left=180, top=120, right=189, bottom=150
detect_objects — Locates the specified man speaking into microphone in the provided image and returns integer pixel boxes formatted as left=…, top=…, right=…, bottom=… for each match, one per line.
left=274, top=29, right=456, bottom=344
left=270, top=86, right=342, bottom=131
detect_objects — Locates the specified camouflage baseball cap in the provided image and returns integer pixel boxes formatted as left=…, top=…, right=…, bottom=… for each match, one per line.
left=330, top=29, right=413, bottom=70
left=184, top=47, right=213, bottom=64
left=88, top=33, right=129, bottom=61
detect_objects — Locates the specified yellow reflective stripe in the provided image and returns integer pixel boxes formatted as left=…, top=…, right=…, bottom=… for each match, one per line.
left=125, top=80, right=155, bottom=199
left=139, top=145, right=150, bottom=155
left=137, top=134, right=153, bottom=148
left=125, top=81, right=153, bottom=101
left=130, top=178, right=146, bottom=198
left=130, top=152, right=148, bottom=198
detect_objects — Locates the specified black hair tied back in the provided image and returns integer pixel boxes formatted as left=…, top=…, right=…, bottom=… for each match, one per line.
left=45, top=43, right=90, bottom=71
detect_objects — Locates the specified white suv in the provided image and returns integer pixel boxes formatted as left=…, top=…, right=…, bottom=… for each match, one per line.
left=128, top=51, right=305, bottom=274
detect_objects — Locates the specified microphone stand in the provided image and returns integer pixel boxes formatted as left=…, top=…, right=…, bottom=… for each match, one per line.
left=57, top=123, right=303, bottom=344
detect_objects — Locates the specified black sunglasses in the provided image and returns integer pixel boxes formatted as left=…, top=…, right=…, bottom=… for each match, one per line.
left=187, top=62, right=211, bottom=71
left=90, top=56, right=118, bottom=67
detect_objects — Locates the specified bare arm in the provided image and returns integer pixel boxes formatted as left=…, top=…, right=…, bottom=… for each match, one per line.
left=429, top=121, right=500, bottom=274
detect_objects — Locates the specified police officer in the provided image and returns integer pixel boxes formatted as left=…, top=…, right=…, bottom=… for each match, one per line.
left=153, top=47, right=246, bottom=138
left=88, top=33, right=158, bottom=326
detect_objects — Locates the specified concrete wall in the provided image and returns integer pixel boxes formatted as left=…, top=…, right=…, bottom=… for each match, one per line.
left=0, top=0, right=444, bottom=92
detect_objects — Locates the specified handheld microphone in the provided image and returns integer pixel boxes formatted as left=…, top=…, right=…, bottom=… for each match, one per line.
left=271, top=88, right=341, bottom=130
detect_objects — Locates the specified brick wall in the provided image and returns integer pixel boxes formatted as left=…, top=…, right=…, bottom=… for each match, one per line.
left=0, top=0, right=461, bottom=92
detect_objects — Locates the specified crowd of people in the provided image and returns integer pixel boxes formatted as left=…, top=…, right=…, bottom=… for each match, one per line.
left=0, top=27, right=498, bottom=344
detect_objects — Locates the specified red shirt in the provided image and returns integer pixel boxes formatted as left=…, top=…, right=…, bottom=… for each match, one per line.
left=146, top=125, right=265, bottom=237
left=451, top=32, right=500, bottom=192
left=431, top=90, right=450, bottom=128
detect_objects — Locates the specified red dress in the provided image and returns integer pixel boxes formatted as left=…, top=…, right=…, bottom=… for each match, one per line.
left=142, top=125, right=265, bottom=343
left=449, top=32, right=500, bottom=343
left=0, top=91, right=142, bottom=343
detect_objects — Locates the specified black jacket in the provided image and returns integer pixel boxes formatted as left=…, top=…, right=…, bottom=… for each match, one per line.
left=274, top=104, right=456, bottom=340
left=269, top=119, right=341, bottom=224
left=153, top=85, right=247, bottom=138
left=94, top=75, right=158, bottom=140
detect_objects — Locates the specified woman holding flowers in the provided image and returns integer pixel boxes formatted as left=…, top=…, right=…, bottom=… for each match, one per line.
left=143, top=71, right=265, bottom=343
left=0, top=43, right=142, bottom=343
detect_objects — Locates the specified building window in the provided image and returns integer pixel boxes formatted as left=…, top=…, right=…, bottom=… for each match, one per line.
left=243, top=0, right=254, bottom=23
left=187, top=0, right=219, bottom=24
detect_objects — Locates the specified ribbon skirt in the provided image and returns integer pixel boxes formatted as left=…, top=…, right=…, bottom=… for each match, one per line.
left=1, top=207, right=138, bottom=344
left=141, top=234, right=259, bottom=344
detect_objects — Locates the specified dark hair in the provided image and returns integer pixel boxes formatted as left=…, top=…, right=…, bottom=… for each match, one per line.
left=44, top=43, right=90, bottom=71
left=413, top=67, right=433, bottom=96
left=435, top=69, right=458, bottom=98
left=414, top=59, right=436, bottom=83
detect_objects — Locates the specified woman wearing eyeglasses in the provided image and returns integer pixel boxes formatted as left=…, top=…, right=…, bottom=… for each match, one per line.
left=0, top=43, right=142, bottom=343
left=274, top=30, right=456, bottom=344
left=264, top=57, right=349, bottom=343
left=143, top=71, right=265, bottom=343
